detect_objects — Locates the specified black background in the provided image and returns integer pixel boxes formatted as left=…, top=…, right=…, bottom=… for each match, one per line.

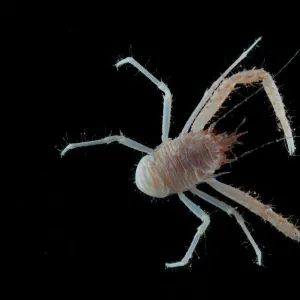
left=0, top=0, right=15, bottom=16
left=20, top=26, right=299, bottom=297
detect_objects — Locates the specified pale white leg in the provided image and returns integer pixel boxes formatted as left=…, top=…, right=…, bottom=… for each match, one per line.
left=191, top=69, right=295, bottom=155
left=115, top=57, right=172, bottom=142
left=61, top=135, right=152, bottom=157
left=208, top=179, right=300, bottom=242
left=165, top=193, right=210, bottom=268
left=181, top=37, right=262, bottom=134
left=191, top=186, right=262, bottom=265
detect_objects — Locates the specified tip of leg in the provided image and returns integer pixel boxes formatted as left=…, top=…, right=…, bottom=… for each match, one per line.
left=257, top=259, right=262, bottom=267
left=60, top=144, right=72, bottom=157
left=60, top=149, right=67, bottom=157
left=256, top=252, right=263, bottom=266
left=115, top=57, right=133, bottom=68
left=288, top=144, right=296, bottom=156
left=165, top=261, right=185, bottom=269
left=246, top=37, right=262, bottom=54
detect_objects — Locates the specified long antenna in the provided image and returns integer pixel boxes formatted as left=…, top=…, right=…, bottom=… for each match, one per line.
left=228, top=136, right=299, bottom=164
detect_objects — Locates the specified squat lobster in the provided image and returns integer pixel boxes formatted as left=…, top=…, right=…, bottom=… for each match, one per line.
left=61, top=37, right=299, bottom=268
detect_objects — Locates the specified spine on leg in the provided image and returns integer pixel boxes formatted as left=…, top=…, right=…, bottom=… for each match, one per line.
left=208, top=179, right=300, bottom=242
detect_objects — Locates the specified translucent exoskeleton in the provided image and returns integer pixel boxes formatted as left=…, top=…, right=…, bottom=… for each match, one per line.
left=61, top=37, right=299, bottom=268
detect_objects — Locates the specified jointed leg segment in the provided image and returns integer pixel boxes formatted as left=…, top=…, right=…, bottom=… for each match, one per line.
left=191, top=186, right=262, bottom=265
left=115, top=57, right=172, bottom=142
left=191, top=69, right=295, bottom=155
left=62, top=38, right=297, bottom=268
left=208, top=179, right=300, bottom=242
left=182, top=37, right=262, bottom=134
left=165, top=193, right=210, bottom=268
left=61, top=135, right=152, bottom=157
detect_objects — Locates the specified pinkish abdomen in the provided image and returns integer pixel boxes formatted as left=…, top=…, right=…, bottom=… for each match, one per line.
left=135, top=131, right=228, bottom=198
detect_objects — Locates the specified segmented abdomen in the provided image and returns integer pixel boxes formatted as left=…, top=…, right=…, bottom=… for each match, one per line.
left=152, top=131, right=226, bottom=195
